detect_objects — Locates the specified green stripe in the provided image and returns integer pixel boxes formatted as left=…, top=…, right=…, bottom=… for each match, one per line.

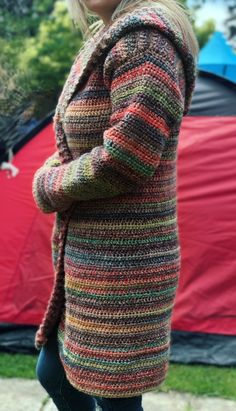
left=115, top=81, right=183, bottom=119
left=105, top=139, right=156, bottom=177
left=69, top=217, right=177, bottom=230
left=66, top=233, right=177, bottom=245
left=66, top=287, right=176, bottom=300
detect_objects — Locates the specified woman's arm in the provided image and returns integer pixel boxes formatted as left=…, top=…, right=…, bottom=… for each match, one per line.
left=32, top=31, right=185, bottom=212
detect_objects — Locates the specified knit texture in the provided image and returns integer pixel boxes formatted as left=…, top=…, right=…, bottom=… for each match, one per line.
left=32, top=5, right=198, bottom=398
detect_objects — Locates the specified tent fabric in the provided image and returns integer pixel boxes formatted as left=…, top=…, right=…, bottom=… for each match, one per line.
left=188, top=71, right=236, bottom=116
left=0, top=110, right=53, bottom=154
left=170, top=331, right=236, bottom=366
left=0, top=124, right=56, bottom=325
left=171, top=70, right=236, bottom=337
left=171, top=115, right=236, bottom=336
left=198, top=31, right=236, bottom=83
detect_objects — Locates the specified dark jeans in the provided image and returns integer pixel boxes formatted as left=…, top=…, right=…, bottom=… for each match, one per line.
left=35, top=327, right=144, bottom=411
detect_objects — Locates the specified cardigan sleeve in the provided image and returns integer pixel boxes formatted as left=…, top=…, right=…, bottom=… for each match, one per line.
left=32, top=36, right=185, bottom=211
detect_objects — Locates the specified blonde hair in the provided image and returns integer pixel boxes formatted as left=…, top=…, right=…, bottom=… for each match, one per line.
left=66, top=0, right=199, bottom=59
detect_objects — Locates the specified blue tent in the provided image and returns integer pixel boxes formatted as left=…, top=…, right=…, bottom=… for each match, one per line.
left=198, top=31, right=236, bottom=83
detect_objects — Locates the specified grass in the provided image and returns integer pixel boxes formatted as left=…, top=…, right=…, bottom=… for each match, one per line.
left=0, top=352, right=38, bottom=379
left=157, top=363, right=236, bottom=401
left=0, top=353, right=235, bottom=401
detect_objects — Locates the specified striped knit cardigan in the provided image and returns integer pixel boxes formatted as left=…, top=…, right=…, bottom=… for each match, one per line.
left=32, top=5, right=197, bottom=398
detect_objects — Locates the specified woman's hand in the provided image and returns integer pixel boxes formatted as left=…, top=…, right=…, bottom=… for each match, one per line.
left=32, top=151, right=73, bottom=214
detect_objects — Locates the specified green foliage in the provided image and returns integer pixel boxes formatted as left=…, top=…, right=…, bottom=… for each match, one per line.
left=0, top=0, right=54, bottom=38
left=179, top=0, right=216, bottom=48
left=17, top=1, right=82, bottom=117
left=194, top=19, right=216, bottom=49
left=1, top=1, right=82, bottom=118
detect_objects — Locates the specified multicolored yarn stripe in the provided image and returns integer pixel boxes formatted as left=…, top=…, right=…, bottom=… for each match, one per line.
left=32, top=5, right=197, bottom=398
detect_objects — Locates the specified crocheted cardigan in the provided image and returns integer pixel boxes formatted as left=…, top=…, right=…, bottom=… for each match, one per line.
left=32, top=5, right=197, bottom=398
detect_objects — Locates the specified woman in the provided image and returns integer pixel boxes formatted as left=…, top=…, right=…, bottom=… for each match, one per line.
left=33, top=1, right=199, bottom=410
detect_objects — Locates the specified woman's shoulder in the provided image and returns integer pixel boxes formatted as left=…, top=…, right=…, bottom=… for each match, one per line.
left=105, top=25, right=179, bottom=66
left=102, top=25, right=183, bottom=89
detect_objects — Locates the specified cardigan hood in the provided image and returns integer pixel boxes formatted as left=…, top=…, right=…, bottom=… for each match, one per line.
left=57, top=5, right=198, bottom=122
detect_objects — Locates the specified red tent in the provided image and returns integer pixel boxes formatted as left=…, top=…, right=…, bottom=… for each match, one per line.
left=0, top=121, right=56, bottom=326
left=0, top=71, right=236, bottom=363
left=170, top=71, right=236, bottom=365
